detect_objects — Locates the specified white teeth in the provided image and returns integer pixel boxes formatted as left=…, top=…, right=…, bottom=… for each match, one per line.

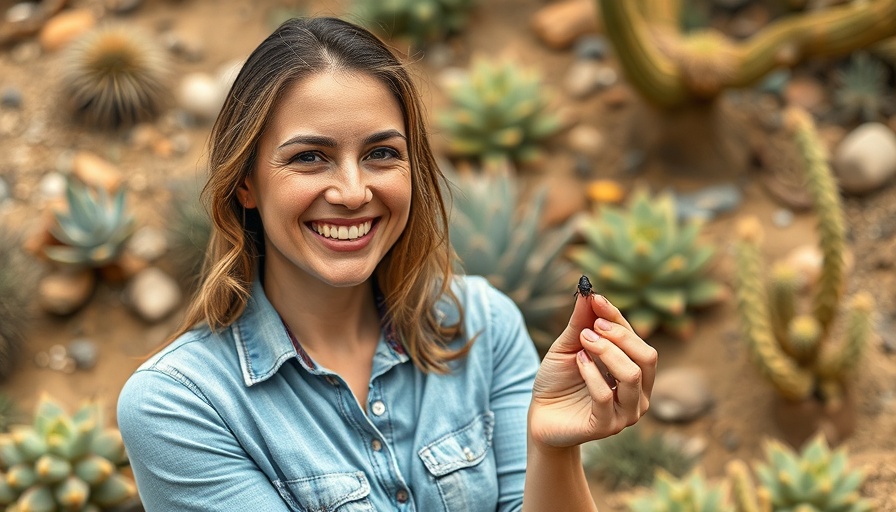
left=313, top=221, right=372, bottom=240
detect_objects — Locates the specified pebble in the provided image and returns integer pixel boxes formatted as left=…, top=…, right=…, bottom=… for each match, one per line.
left=38, top=9, right=97, bottom=52
left=566, top=124, right=605, bottom=158
left=530, top=0, right=599, bottom=50
left=833, top=122, right=896, bottom=195
left=674, top=183, right=743, bottom=222
left=126, top=226, right=168, bottom=262
left=105, top=0, right=142, bottom=14
left=125, top=267, right=182, bottom=322
left=177, top=72, right=226, bottom=123
left=565, top=60, right=609, bottom=99
left=5, top=3, right=36, bottom=23
left=758, top=69, right=791, bottom=98
left=38, top=172, right=67, bottom=199
left=37, top=268, right=97, bottom=316
left=573, top=35, right=609, bottom=61
left=67, top=338, right=98, bottom=370
left=72, top=151, right=123, bottom=192
left=1, top=87, right=22, bottom=109
left=622, top=149, right=646, bottom=174
left=650, top=367, right=715, bottom=423
left=772, top=208, right=794, bottom=228
left=162, top=30, right=205, bottom=62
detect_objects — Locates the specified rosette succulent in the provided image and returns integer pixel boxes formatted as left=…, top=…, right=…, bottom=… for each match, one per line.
left=351, top=0, right=477, bottom=48
left=628, top=469, right=734, bottom=512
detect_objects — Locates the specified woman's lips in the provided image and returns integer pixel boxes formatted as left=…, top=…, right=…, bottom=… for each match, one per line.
left=307, top=218, right=379, bottom=252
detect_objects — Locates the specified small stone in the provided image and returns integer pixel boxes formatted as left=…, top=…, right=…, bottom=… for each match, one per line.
left=600, top=84, right=631, bottom=109
left=38, top=172, right=67, bottom=199
left=594, top=66, right=617, bottom=88
left=833, top=122, right=896, bottom=195
left=1, top=87, right=23, bottom=109
left=772, top=208, right=794, bottom=228
left=674, top=183, right=743, bottom=222
left=105, top=0, right=142, bottom=14
left=170, top=133, right=191, bottom=155
left=39, top=9, right=97, bottom=52
left=623, top=149, right=646, bottom=174
left=177, top=72, right=226, bottom=123
left=757, top=69, right=791, bottom=98
left=565, top=60, right=605, bottom=99
left=5, top=2, right=37, bottom=23
left=162, top=31, right=205, bottom=62
left=72, top=151, right=123, bottom=192
left=530, top=0, right=600, bottom=50
left=125, top=267, right=182, bottom=322
left=37, top=268, right=97, bottom=315
left=722, top=430, right=741, bottom=451
left=126, top=226, right=168, bottom=262
left=567, top=124, right=605, bottom=157
left=650, top=367, right=714, bottom=423
left=573, top=35, right=609, bottom=61
left=784, top=76, right=825, bottom=113
left=67, top=338, right=98, bottom=369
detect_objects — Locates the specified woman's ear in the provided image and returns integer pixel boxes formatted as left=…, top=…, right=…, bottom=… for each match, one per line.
left=237, top=178, right=257, bottom=209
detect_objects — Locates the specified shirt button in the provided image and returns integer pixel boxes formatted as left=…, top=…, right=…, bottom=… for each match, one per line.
left=396, top=489, right=409, bottom=503
left=371, top=400, right=386, bottom=416
left=371, top=439, right=382, bottom=452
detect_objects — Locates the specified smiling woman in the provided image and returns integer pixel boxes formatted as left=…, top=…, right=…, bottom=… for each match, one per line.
left=115, top=16, right=657, bottom=512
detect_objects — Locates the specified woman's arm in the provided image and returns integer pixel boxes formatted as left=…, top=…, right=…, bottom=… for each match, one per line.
left=117, top=369, right=291, bottom=511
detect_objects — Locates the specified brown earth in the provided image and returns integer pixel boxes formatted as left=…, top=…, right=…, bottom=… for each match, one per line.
left=1, top=0, right=895, bottom=510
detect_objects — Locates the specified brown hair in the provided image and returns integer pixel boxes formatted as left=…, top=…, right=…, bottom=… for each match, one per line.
left=166, top=17, right=468, bottom=373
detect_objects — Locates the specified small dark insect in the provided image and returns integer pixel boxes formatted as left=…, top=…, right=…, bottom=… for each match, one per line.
left=575, top=274, right=593, bottom=298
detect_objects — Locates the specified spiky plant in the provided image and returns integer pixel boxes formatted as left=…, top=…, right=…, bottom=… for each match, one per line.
left=628, top=469, right=735, bottom=512
left=437, top=57, right=561, bottom=165
left=733, top=108, right=874, bottom=405
left=0, top=227, right=36, bottom=381
left=44, top=174, right=136, bottom=268
left=167, top=177, right=211, bottom=285
left=754, top=436, right=874, bottom=512
left=832, top=51, right=894, bottom=124
left=445, top=161, right=578, bottom=351
left=0, top=395, right=137, bottom=510
left=0, top=394, right=21, bottom=433
left=351, top=0, right=477, bottom=48
left=568, top=188, right=727, bottom=340
left=582, top=425, right=699, bottom=490
left=61, top=23, right=169, bottom=129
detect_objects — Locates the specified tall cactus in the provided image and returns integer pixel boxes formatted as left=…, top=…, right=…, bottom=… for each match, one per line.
left=733, top=107, right=874, bottom=405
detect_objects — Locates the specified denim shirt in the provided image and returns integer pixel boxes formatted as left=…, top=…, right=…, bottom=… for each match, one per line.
left=117, top=275, right=540, bottom=511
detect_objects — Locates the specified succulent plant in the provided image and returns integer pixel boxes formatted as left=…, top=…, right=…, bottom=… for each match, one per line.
left=166, top=177, right=212, bottom=285
left=734, top=108, right=874, bottom=405
left=755, top=436, right=874, bottom=512
left=832, top=51, right=894, bottom=124
left=582, top=425, right=699, bottom=490
left=0, top=226, right=36, bottom=381
left=0, top=394, right=21, bottom=433
left=44, top=174, right=136, bottom=269
left=445, top=161, right=578, bottom=351
left=351, top=0, right=477, bottom=48
left=61, top=23, right=169, bottom=129
left=568, top=188, right=727, bottom=340
left=627, top=468, right=735, bottom=512
left=437, top=57, right=561, bottom=165
left=0, top=395, right=137, bottom=510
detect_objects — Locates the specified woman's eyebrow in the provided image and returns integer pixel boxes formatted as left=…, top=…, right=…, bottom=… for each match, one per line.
left=363, top=129, right=407, bottom=145
left=277, top=130, right=407, bottom=150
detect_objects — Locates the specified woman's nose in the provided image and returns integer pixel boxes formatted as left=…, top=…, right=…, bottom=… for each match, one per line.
left=324, top=165, right=372, bottom=210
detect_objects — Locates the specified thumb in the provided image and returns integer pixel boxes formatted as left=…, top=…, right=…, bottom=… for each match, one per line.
left=552, top=293, right=597, bottom=354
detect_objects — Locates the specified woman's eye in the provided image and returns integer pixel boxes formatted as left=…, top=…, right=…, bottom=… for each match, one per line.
left=367, top=147, right=399, bottom=160
left=290, top=152, right=320, bottom=163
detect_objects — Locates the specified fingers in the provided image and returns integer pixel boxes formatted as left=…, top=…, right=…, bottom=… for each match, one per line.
left=593, top=309, right=658, bottom=399
left=553, top=292, right=598, bottom=353
left=590, top=293, right=633, bottom=332
left=581, top=329, right=644, bottom=425
left=575, top=348, right=616, bottom=421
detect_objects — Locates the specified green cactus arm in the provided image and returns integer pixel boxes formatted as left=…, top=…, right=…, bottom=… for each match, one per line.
left=816, top=292, right=874, bottom=380
left=768, top=263, right=799, bottom=349
left=726, top=460, right=761, bottom=512
left=785, top=108, right=847, bottom=334
left=636, top=0, right=681, bottom=28
left=596, top=0, right=688, bottom=108
left=782, top=315, right=822, bottom=364
left=734, top=218, right=814, bottom=402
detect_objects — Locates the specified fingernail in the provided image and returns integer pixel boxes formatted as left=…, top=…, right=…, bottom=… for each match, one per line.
left=577, top=349, right=589, bottom=364
left=582, top=328, right=601, bottom=343
left=595, top=294, right=609, bottom=305
left=596, top=318, right=613, bottom=331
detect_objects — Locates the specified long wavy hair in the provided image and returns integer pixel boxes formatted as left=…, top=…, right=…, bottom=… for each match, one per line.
left=167, top=17, right=468, bottom=373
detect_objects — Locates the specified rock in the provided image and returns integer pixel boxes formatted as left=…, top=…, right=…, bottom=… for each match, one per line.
left=650, top=367, right=714, bottom=423
left=567, top=124, right=605, bottom=158
left=38, top=172, right=67, bottom=199
left=772, top=208, right=794, bottom=228
left=38, top=268, right=97, bottom=315
left=565, top=60, right=610, bottom=99
left=67, top=338, right=98, bottom=370
left=784, top=76, right=826, bottom=113
left=1, top=87, right=22, bottom=109
left=38, top=9, right=96, bottom=52
left=162, top=30, right=205, bottom=62
left=674, top=183, right=743, bottom=222
left=5, top=2, right=37, bottom=23
left=105, top=0, right=142, bottom=15
left=126, top=226, right=168, bottom=262
left=530, top=0, right=599, bottom=50
left=126, top=267, right=182, bottom=322
left=779, top=243, right=854, bottom=291
left=833, top=122, right=896, bottom=195
left=177, top=72, right=226, bottom=122
left=72, top=151, right=123, bottom=192
left=573, top=35, right=609, bottom=61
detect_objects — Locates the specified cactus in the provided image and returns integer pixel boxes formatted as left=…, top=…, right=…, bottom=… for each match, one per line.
left=62, top=23, right=169, bottom=129
left=0, top=227, right=36, bottom=381
left=0, top=394, right=21, bottom=433
left=568, top=188, right=727, bottom=340
left=627, top=468, right=735, bottom=512
left=167, top=177, right=212, bottom=285
left=733, top=108, right=874, bottom=405
left=832, top=52, right=894, bottom=124
left=0, top=395, right=137, bottom=510
left=445, top=162, right=578, bottom=351
left=351, top=0, right=477, bottom=48
left=437, top=57, right=561, bottom=165
left=596, top=0, right=896, bottom=108
left=44, top=174, right=136, bottom=269
left=582, top=425, right=699, bottom=489
left=755, top=436, right=874, bottom=512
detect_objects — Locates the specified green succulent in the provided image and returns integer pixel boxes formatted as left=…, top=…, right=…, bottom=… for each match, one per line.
left=0, top=226, right=36, bottom=381
left=833, top=52, right=893, bottom=124
left=44, top=174, right=135, bottom=268
left=351, top=0, right=477, bottom=48
left=445, top=162, right=578, bottom=352
left=437, top=57, right=561, bottom=165
left=628, top=468, right=735, bottom=512
left=755, top=436, right=874, bottom=512
left=582, top=425, right=699, bottom=490
left=568, top=188, right=727, bottom=340
left=0, top=394, right=21, bottom=433
left=167, top=177, right=212, bottom=285
left=0, top=395, right=137, bottom=511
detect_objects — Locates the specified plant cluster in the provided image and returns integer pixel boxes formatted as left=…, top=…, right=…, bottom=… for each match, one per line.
left=0, top=395, right=137, bottom=510
left=166, top=177, right=212, bottom=285
left=437, top=57, right=561, bottom=165
left=0, top=227, right=36, bottom=381
left=569, top=188, right=727, bottom=340
left=350, top=0, right=477, bottom=48
left=831, top=51, right=894, bottom=124
left=445, top=161, right=577, bottom=351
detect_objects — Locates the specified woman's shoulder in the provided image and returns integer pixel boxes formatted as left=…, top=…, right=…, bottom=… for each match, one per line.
left=449, top=274, right=523, bottom=321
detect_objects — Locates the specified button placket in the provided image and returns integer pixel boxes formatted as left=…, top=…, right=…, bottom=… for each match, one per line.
left=370, top=400, right=386, bottom=416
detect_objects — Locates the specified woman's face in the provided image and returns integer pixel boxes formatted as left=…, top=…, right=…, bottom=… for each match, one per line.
left=239, top=70, right=412, bottom=289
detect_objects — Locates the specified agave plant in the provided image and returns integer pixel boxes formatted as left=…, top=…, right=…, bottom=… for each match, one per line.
left=569, top=188, right=727, bottom=340
left=0, top=226, right=36, bottom=381
left=0, top=395, right=137, bottom=510
left=445, top=161, right=578, bottom=351
left=628, top=469, right=734, bottom=512
left=832, top=51, right=894, bottom=124
left=44, top=174, right=136, bottom=268
left=351, top=0, right=477, bottom=48
left=437, top=57, right=561, bottom=165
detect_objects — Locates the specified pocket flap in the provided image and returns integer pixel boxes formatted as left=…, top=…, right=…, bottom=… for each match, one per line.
left=275, top=471, right=370, bottom=511
left=418, top=411, right=495, bottom=477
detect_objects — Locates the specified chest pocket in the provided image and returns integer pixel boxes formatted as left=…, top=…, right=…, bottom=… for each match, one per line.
left=418, top=411, right=498, bottom=511
left=274, top=471, right=374, bottom=512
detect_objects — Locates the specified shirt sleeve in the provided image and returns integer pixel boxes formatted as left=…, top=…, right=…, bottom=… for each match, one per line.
left=117, top=367, right=291, bottom=511
left=484, top=284, right=541, bottom=512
